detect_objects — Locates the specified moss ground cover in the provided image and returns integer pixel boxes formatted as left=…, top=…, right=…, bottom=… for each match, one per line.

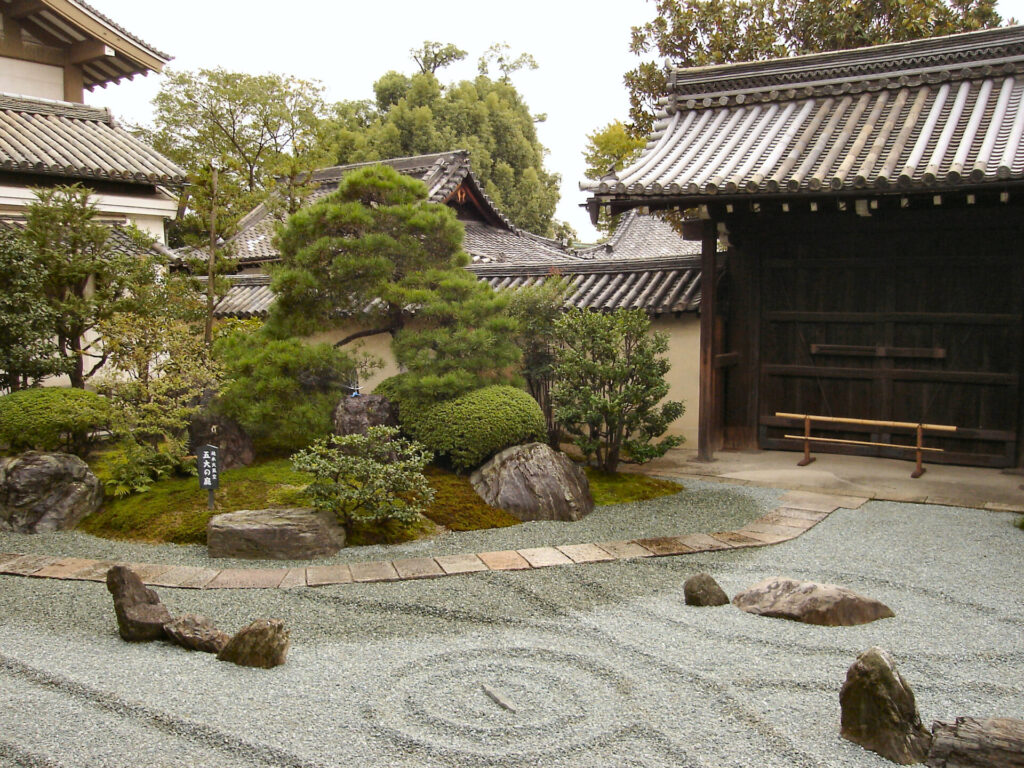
left=585, top=468, right=683, bottom=506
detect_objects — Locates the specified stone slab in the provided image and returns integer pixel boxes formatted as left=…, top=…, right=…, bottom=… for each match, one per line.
left=477, top=550, right=531, bottom=571
left=61, top=560, right=120, bottom=581
left=33, top=557, right=98, bottom=579
left=708, top=531, right=763, bottom=549
left=633, top=536, right=696, bottom=556
left=435, top=554, right=488, bottom=575
left=517, top=547, right=573, bottom=568
left=596, top=540, right=656, bottom=559
left=306, top=564, right=353, bottom=586
left=349, top=561, right=400, bottom=583
left=122, top=563, right=176, bottom=583
left=147, top=566, right=221, bottom=589
left=0, top=553, right=26, bottom=568
left=760, top=513, right=817, bottom=530
left=1, top=554, right=62, bottom=576
left=734, top=528, right=796, bottom=545
left=740, top=521, right=803, bottom=537
left=278, top=567, right=308, bottom=589
left=556, top=543, right=616, bottom=564
left=985, top=501, right=1024, bottom=513
left=675, top=533, right=733, bottom=552
left=771, top=506, right=830, bottom=522
left=778, top=491, right=869, bottom=513
left=205, top=568, right=286, bottom=589
left=392, top=557, right=445, bottom=580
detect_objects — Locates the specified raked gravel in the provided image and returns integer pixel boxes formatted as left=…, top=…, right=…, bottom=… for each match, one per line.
left=1, top=485, right=1022, bottom=768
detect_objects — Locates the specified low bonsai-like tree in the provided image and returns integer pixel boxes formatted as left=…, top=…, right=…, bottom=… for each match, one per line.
left=551, top=308, right=684, bottom=472
left=290, top=425, right=434, bottom=534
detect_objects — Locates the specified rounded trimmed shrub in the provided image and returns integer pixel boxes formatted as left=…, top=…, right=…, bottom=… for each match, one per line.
left=400, top=385, right=545, bottom=472
left=0, top=387, right=110, bottom=456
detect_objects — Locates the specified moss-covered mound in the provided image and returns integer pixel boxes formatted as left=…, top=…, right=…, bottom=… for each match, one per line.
left=585, top=468, right=683, bottom=506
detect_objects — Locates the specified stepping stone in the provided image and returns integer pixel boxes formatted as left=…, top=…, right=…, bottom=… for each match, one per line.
left=148, top=566, right=221, bottom=589
left=349, top=561, right=400, bottom=583
left=517, top=547, right=572, bottom=568
left=675, top=533, right=733, bottom=552
left=985, top=501, right=1024, bottom=513
left=435, top=554, right=488, bottom=575
left=772, top=506, right=830, bottom=522
left=779, top=491, right=867, bottom=512
left=392, top=557, right=444, bottom=580
left=734, top=528, right=795, bottom=545
left=278, top=567, right=307, bottom=589
left=760, top=512, right=817, bottom=529
left=708, top=531, right=763, bottom=548
left=0, top=553, right=25, bottom=569
left=741, top=521, right=803, bottom=537
left=556, top=543, right=616, bottom=564
left=63, top=560, right=120, bottom=581
left=206, top=568, right=286, bottom=589
left=306, top=564, right=353, bottom=586
left=33, top=557, right=97, bottom=579
left=477, top=550, right=531, bottom=571
left=597, top=540, right=656, bottom=559
left=633, top=536, right=696, bottom=556
left=122, top=563, right=175, bottom=583
left=1, top=554, right=62, bottom=575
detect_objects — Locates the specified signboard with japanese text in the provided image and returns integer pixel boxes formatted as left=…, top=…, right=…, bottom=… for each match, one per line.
left=198, top=444, right=220, bottom=490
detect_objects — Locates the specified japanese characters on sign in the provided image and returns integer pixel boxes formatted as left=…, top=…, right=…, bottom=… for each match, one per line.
left=198, top=444, right=220, bottom=490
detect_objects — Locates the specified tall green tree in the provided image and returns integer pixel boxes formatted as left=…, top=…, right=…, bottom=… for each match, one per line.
left=626, top=0, right=1004, bottom=133
left=582, top=121, right=647, bottom=236
left=0, top=227, right=67, bottom=393
left=22, top=185, right=163, bottom=389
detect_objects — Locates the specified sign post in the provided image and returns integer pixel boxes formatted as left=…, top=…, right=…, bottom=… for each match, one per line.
left=198, top=444, right=220, bottom=510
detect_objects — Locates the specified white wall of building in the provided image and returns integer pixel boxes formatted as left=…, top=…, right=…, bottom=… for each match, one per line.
left=0, top=57, right=63, bottom=100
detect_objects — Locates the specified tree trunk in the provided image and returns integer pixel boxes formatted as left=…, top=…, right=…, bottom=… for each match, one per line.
left=927, top=717, right=1024, bottom=768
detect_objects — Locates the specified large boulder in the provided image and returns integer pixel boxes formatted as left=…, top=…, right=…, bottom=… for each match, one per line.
left=0, top=451, right=103, bottom=533
left=164, top=614, right=231, bottom=654
left=207, top=508, right=345, bottom=559
left=333, top=394, right=397, bottom=436
left=106, top=566, right=172, bottom=642
left=189, top=410, right=254, bottom=470
left=684, top=572, right=730, bottom=606
left=217, top=619, right=290, bottom=668
left=840, top=647, right=931, bottom=764
left=470, top=443, right=594, bottom=522
left=732, top=577, right=894, bottom=626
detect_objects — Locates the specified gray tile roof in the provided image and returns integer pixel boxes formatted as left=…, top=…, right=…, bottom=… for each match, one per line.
left=214, top=256, right=703, bottom=319
left=0, top=93, right=186, bottom=185
left=578, top=211, right=701, bottom=260
left=583, top=25, right=1024, bottom=203
left=0, top=214, right=176, bottom=259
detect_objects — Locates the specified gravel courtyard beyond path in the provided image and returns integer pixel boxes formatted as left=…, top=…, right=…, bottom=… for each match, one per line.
left=0, top=488, right=1021, bottom=768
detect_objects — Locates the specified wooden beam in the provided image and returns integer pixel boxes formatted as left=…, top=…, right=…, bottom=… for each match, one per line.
left=697, top=221, right=718, bottom=461
left=67, top=39, right=115, bottom=65
left=4, top=0, right=45, bottom=19
left=63, top=63, right=83, bottom=103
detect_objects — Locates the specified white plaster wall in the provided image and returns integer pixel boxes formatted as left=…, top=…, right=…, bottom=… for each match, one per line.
left=0, top=57, right=62, bottom=100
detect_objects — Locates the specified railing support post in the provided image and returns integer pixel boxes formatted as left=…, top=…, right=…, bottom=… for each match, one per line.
left=797, top=414, right=816, bottom=466
left=912, top=423, right=926, bottom=478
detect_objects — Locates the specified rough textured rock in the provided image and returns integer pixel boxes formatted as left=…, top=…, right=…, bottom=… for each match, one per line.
left=164, top=614, right=230, bottom=654
left=207, top=508, right=345, bottom=559
left=840, top=647, right=932, bottom=764
left=106, top=566, right=172, bottom=642
left=189, top=410, right=254, bottom=470
left=217, top=619, right=290, bottom=668
left=732, top=577, right=894, bottom=626
left=684, top=572, right=730, bottom=606
left=332, top=394, right=397, bottom=436
left=0, top=452, right=103, bottom=533
left=928, top=717, right=1024, bottom=768
left=470, top=443, right=594, bottom=522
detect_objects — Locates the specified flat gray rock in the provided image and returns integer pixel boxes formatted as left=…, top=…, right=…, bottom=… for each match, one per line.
left=0, top=452, right=103, bottom=533
left=732, top=577, right=894, bottom=626
left=207, top=508, right=345, bottom=559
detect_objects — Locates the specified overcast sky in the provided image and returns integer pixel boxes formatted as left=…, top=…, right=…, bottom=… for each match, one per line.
left=86, top=0, right=1024, bottom=242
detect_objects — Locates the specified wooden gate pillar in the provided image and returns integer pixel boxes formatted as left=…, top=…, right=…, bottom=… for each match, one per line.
left=697, top=221, right=719, bottom=462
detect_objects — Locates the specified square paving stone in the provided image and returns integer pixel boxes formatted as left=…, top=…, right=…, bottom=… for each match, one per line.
left=477, top=550, right=531, bottom=571
left=278, top=568, right=308, bottom=589
left=63, top=560, right=120, bottom=582
left=675, top=533, right=733, bottom=552
left=741, top=521, right=804, bottom=537
left=771, top=506, right=829, bottom=522
left=555, top=543, right=616, bottom=564
left=392, top=557, right=445, bottom=580
left=148, top=566, right=221, bottom=589
left=0, top=553, right=26, bottom=568
left=708, top=531, right=763, bottom=549
left=206, top=568, right=287, bottom=589
left=632, top=536, right=696, bottom=556
left=34, top=557, right=99, bottom=579
left=306, top=564, right=353, bottom=586
left=349, top=561, right=400, bottom=583
left=1, top=554, right=62, bottom=576
left=734, top=528, right=795, bottom=545
left=123, top=563, right=176, bottom=583
left=778, top=491, right=858, bottom=513
left=760, top=513, right=817, bottom=530
left=596, top=541, right=656, bottom=559
left=517, top=547, right=573, bottom=568
left=435, top=554, right=488, bottom=575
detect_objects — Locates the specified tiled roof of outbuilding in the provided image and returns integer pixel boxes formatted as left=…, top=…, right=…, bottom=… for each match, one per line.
left=583, top=26, right=1024, bottom=204
left=0, top=214, right=176, bottom=258
left=578, top=211, right=701, bottom=260
left=0, top=94, right=186, bottom=185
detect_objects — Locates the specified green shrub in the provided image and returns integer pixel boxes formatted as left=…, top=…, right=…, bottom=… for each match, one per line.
left=401, top=385, right=545, bottom=472
left=0, top=387, right=110, bottom=456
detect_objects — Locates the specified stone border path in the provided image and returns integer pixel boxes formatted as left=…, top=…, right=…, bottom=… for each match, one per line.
left=0, top=491, right=867, bottom=590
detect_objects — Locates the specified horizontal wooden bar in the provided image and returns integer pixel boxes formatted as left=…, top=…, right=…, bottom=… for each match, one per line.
left=810, top=344, right=946, bottom=359
left=775, top=412, right=957, bottom=432
left=763, top=365, right=1016, bottom=385
left=765, top=311, right=1019, bottom=325
left=761, top=416, right=1015, bottom=442
left=762, top=437, right=1012, bottom=469
left=714, top=352, right=740, bottom=368
left=783, top=434, right=944, bottom=452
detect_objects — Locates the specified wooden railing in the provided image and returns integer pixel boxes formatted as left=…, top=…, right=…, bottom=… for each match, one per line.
left=775, top=412, right=959, bottom=478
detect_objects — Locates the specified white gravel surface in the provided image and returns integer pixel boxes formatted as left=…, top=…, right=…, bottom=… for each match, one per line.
left=1, top=486, right=1022, bottom=768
